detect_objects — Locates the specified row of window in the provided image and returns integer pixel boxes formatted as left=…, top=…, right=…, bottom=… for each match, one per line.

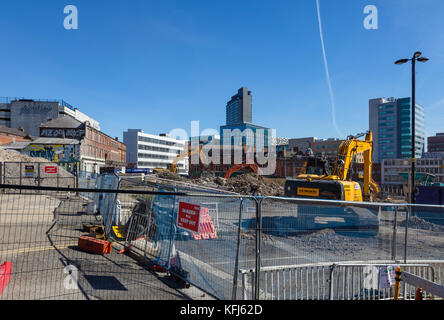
left=138, top=135, right=183, bottom=147
left=83, top=145, right=124, bottom=162
left=137, top=153, right=176, bottom=160
left=138, top=144, right=181, bottom=154
left=86, top=128, right=119, bottom=149
left=138, top=161, right=184, bottom=168
left=379, top=116, right=394, bottom=121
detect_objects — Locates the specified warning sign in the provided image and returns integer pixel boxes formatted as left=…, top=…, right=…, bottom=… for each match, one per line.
left=45, top=166, right=58, bottom=174
left=379, top=266, right=397, bottom=289
left=24, top=165, right=35, bottom=178
left=177, top=202, right=201, bottom=233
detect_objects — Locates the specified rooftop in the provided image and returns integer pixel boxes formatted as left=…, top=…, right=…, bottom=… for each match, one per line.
left=0, top=125, right=31, bottom=138
left=0, top=97, right=77, bottom=111
left=40, top=116, right=83, bottom=129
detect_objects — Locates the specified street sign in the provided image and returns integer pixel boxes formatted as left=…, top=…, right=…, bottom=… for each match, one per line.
left=45, top=166, right=58, bottom=174
left=177, top=202, right=201, bottom=233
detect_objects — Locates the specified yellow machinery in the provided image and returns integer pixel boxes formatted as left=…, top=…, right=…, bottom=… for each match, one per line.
left=168, top=146, right=207, bottom=174
left=285, top=131, right=380, bottom=202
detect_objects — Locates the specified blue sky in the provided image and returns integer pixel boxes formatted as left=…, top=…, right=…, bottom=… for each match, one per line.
left=0, top=0, right=443, bottom=142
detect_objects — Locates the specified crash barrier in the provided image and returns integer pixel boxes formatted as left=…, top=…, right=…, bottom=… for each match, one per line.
left=0, top=161, right=78, bottom=190
left=240, top=261, right=444, bottom=300
left=0, top=183, right=443, bottom=300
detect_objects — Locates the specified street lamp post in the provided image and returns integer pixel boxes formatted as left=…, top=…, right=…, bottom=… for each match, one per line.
left=395, top=52, right=429, bottom=204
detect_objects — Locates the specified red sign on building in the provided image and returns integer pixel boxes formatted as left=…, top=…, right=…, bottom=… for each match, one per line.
left=44, top=166, right=58, bottom=174
left=177, top=202, right=201, bottom=233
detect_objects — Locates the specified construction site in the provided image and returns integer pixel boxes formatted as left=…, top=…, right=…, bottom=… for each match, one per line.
left=1, top=130, right=443, bottom=301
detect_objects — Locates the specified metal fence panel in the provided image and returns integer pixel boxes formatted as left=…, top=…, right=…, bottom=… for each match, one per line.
left=0, top=188, right=184, bottom=300
left=1, top=162, right=77, bottom=190
left=131, top=185, right=259, bottom=300
left=259, top=198, right=388, bottom=266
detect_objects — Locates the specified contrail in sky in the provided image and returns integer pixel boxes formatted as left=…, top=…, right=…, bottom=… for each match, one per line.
left=315, top=0, right=344, bottom=137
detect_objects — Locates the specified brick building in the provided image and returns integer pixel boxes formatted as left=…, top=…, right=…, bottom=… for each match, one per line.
left=0, top=125, right=33, bottom=145
left=428, top=133, right=444, bottom=152
left=40, top=116, right=126, bottom=173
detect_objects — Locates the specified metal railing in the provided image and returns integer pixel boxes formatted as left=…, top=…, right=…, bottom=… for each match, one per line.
left=0, top=97, right=76, bottom=110
left=240, top=261, right=443, bottom=300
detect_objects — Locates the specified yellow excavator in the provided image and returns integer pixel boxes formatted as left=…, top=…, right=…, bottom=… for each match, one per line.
left=285, top=131, right=380, bottom=202
left=168, top=145, right=208, bottom=174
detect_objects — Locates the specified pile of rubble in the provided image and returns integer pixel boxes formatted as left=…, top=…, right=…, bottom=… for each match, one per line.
left=0, top=148, right=41, bottom=163
left=400, top=215, right=444, bottom=232
left=154, top=170, right=284, bottom=196
left=155, top=171, right=190, bottom=183
left=221, top=173, right=284, bottom=196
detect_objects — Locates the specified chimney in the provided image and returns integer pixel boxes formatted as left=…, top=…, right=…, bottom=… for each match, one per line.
left=18, top=126, right=24, bottom=132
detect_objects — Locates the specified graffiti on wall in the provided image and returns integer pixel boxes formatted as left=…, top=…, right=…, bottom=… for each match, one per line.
left=23, top=144, right=79, bottom=164
left=40, top=128, right=85, bottom=139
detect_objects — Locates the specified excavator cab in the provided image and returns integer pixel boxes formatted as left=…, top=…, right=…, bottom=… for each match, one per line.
left=304, top=156, right=332, bottom=176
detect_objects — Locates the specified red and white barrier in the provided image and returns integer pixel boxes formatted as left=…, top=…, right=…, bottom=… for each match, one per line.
left=191, top=208, right=218, bottom=240
left=0, top=261, right=12, bottom=296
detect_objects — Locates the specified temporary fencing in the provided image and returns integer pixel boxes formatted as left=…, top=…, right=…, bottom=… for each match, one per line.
left=0, top=179, right=443, bottom=300
left=0, top=161, right=78, bottom=189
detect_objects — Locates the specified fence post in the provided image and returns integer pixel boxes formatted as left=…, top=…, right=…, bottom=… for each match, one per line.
left=166, top=187, right=177, bottom=270
left=38, top=163, right=41, bottom=188
left=254, top=197, right=263, bottom=300
left=328, top=264, right=337, bottom=300
left=404, top=206, right=410, bottom=264
left=392, top=207, right=398, bottom=261
left=57, top=163, right=59, bottom=189
left=231, top=197, right=244, bottom=300
left=19, top=162, right=22, bottom=187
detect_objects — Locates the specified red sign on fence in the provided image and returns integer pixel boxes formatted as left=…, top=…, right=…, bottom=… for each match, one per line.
left=177, top=202, right=201, bottom=233
left=44, top=166, right=57, bottom=174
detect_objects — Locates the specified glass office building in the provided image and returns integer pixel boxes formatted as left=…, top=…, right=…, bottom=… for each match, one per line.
left=369, top=97, right=425, bottom=163
left=220, top=122, right=271, bottom=152
left=226, top=87, right=252, bottom=125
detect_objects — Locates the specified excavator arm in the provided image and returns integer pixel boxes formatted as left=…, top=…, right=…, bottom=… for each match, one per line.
left=225, top=163, right=259, bottom=180
left=333, top=131, right=376, bottom=201
left=170, top=146, right=207, bottom=174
